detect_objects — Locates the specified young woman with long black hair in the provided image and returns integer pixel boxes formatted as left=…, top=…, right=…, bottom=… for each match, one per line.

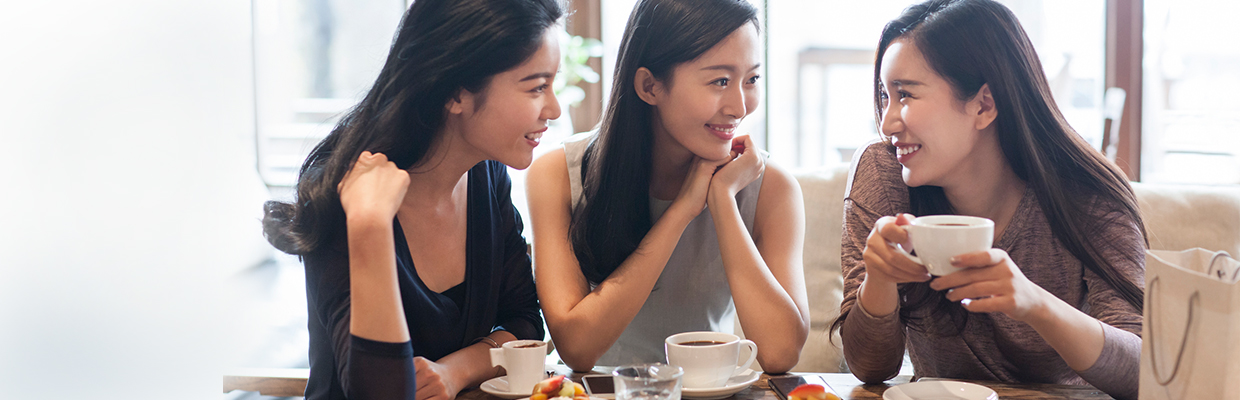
left=526, top=0, right=810, bottom=373
left=262, top=1, right=563, bottom=399
left=833, top=1, right=1145, bottom=399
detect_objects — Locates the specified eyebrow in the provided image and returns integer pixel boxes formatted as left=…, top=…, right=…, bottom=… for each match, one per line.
left=519, top=72, right=555, bottom=82
left=700, top=63, right=762, bottom=73
left=889, top=79, right=925, bottom=87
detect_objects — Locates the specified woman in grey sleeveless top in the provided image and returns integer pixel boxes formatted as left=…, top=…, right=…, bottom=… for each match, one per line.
left=524, top=0, right=809, bottom=374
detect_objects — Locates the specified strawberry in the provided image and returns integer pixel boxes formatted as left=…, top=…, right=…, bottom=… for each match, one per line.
left=787, top=384, right=840, bottom=400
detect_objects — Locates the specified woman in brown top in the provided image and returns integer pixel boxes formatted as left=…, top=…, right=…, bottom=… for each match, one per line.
left=831, top=1, right=1145, bottom=399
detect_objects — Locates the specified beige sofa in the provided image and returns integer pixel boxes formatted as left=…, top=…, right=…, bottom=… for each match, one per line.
left=776, top=164, right=1240, bottom=373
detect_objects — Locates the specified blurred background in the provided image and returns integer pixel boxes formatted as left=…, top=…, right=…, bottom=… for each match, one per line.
left=1, top=0, right=1234, bottom=398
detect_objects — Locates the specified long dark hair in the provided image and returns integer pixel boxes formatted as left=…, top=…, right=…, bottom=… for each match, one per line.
left=833, top=0, right=1147, bottom=336
left=568, top=0, right=758, bottom=285
left=262, top=0, right=564, bottom=255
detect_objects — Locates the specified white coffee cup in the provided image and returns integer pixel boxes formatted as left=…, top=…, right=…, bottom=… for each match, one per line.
left=490, top=340, right=547, bottom=394
left=664, top=331, right=757, bottom=389
left=889, top=215, right=994, bottom=276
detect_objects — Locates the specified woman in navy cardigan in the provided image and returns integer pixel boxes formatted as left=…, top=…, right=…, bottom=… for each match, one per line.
left=261, top=1, right=564, bottom=399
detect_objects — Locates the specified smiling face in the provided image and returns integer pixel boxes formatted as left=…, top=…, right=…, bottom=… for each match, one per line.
left=451, top=29, right=561, bottom=170
left=643, top=23, right=762, bottom=161
left=878, top=39, right=994, bottom=188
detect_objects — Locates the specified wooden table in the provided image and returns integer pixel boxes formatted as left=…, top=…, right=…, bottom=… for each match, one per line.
left=457, top=370, right=1116, bottom=400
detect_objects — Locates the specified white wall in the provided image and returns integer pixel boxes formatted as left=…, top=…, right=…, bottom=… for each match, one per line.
left=0, top=1, right=269, bottom=398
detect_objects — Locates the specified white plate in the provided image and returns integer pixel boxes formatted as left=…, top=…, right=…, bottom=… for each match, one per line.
left=882, top=381, right=998, bottom=400
left=480, top=376, right=533, bottom=399
left=482, top=376, right=607, bottom=400
left=680, top=368, right=761, bottom=399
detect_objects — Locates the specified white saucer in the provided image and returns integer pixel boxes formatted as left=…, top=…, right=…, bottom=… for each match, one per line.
left=482, top=376, right=608, bottom=400
left=480, top=376, right=533, bottom=399
left=681, top=368, right=761, bottom=399
left=882, top=381, right=998, bottom=400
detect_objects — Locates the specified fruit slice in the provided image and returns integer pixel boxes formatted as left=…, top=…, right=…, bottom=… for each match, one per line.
left=573, top=382, right=585, bottom=396
left=788, top=383, right=836, bottom=400
left=557, top=381, right=575, bottom=398
left=533, top=375, right=566, bottom=395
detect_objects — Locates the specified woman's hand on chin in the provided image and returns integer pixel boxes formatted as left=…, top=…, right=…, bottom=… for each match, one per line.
left=666, top=155, right=730, bottom=223
left=708, top=135, right=764, bottom=201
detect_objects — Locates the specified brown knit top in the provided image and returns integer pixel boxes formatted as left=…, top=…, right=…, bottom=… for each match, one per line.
left=839, top=141, right=1144, bottom=400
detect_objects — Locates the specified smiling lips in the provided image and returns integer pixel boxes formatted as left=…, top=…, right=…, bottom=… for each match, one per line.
left=525, top=126, right=547, bottom=147
left=895, top=143, right=920, bottom=163
left=707, top=123, right=737, bottom=141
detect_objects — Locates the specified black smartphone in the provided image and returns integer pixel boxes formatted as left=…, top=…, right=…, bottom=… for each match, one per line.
left=768, top=374, right=832, bottom=400
left=581, top=374, right=615, bottom=399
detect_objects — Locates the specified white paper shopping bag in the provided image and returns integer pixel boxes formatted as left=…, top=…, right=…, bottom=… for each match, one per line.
left=1140, top=249, right=1240, bottom=400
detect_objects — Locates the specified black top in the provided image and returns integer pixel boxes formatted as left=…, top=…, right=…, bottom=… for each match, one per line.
left=302, top=161, right=545, bottom=400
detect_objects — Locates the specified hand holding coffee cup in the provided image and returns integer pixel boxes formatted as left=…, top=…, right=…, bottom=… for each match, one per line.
left=664, top=331, right=757, bottom=389
left=884, top=215, right=994, bottom=276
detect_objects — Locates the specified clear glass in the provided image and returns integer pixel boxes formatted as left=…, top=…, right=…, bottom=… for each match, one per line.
left=613, top=363, right=684, bottom=400
left=1140, top=0, right=1240, bottom=184
left=765, top=0, right=1106, bottom=168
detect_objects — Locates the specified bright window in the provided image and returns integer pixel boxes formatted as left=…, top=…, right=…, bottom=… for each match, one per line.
left=253, top=0, right=407, bottom=188
left=1141, top=0, right=1240, bottom=184
left=765, top=0, right=1107, bottom=168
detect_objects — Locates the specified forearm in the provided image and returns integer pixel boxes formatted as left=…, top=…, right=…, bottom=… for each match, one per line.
left=1024, top=291, right=1106, bottom=371
left=857, top=273, right=900, bottom=318
left=549, top=211, right=695, bottom=371
left=708, top=195, right=808, bottom=373
left=347, top=217, right=411, bottom=342
left=438, top=331, right=519, bottom=393
left=839, top=295, right=906, bottom=383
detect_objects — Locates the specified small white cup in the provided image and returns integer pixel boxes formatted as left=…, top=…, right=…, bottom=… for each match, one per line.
left=889, top=215, right=994, bottom=276
left=490, top=340, right=547, bottom=394
left=664, top=331, right=757, bottom=389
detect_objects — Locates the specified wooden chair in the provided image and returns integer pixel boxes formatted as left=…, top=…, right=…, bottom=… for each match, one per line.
left=224, top=367, right=309, bottom=397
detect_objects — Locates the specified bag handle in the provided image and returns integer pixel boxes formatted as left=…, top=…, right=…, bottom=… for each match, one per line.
left=1147, top=276, right=1200, bottom=386
left=1206, top=251, right=1239, bottom=282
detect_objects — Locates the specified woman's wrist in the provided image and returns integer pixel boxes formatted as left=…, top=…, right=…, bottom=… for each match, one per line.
left=1018, top=286, right=1061, bottom=326
left=707, top=186, right=738, bottom=208
left=662, top=203, right=702, bottom=227
left=857, top=274, right=899, bottom=317
left=346, top=212, right=394, bottom=231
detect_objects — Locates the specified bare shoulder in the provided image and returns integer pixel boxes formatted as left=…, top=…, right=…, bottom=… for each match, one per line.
left=757, top=159, right=804, bottom=205
left=754, top=159, right=806, bottom=240
left=527, top=147, right=570, bottom=195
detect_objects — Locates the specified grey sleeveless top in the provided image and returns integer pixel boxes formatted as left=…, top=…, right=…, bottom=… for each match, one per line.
left=562, top=133, right=764, bottom=366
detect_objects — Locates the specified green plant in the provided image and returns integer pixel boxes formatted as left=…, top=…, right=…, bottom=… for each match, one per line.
left=554, top=31, right=603, bottom=107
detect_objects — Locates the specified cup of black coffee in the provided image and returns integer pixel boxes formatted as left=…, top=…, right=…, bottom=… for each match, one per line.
left=664, top=331, right=757, bottom=389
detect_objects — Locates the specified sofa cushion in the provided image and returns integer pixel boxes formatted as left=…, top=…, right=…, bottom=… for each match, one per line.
left=1132, top=183, right=1240, bottom=256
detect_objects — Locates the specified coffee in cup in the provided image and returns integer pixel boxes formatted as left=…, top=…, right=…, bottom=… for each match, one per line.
left=664, top=331, right=757, bottom=389
left=889, top=215, right=994, bottom=276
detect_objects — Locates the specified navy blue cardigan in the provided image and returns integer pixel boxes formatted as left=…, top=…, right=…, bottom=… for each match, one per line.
left=302, top=161, right=544, bottom=400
